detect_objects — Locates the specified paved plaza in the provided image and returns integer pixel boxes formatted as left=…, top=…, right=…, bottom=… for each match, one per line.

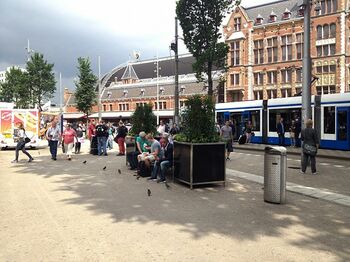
left=0, top=144, right=349, bottom=261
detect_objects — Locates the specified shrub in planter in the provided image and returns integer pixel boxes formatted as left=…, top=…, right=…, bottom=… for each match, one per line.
left=174, top=95, right=225, bottom=189
left=129, top=103, right=157, bottom=136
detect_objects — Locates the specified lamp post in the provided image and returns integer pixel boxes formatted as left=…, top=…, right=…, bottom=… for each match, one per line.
left=174, top=17, right=179, bottom=126
left=300, top=0, right=321, bottom=128
left=98, top=56, right=102, bottom=121
left=156, top=53, right=160, bottom=125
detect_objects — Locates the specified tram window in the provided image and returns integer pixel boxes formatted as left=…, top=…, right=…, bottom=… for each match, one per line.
left=269, top=109, right=301, bottom=132
left=250, top=110, right=260, bottom=131
left=324, top=106, right=335, bottom=134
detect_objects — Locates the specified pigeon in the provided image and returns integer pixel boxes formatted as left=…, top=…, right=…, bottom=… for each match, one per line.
left=165, top=182, right=170, bottom=189
left=83, top=160, right=87, bottom=164
left=103, top=166, right=106, bottom=170
left=147, top=189, right=151, bottom=196
left=136, top=176, right=140, bottom=180
left=118, top=169, right=121, bottom=174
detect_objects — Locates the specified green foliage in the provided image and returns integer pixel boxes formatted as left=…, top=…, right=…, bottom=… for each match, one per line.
left=179, top=95, right=219, bottom=143
left=0, top=67, right=30, bottom=108
left=176, top=0, right=235, bottom=96
left=74, top=57, right=98, bottom=117
left=130, top=103, right=157, bottom=135
left=26, top=52, right=56, bottom=108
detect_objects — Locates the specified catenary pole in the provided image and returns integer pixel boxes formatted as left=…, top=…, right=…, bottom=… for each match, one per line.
left=174, top=16, right=179, bottom=125
left=302, top=0, right=312, bottom=128
left=98, top=56, right=102, bottom=121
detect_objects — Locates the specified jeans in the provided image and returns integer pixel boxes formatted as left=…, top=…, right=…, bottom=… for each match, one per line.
left=160, top=160, right=171, bottom=181
left=97, top=136, right=107, bottom=155
left=15, top=141, right=32, bottom=161
left=302, top=153, right=316, bottom=173
left=151, top=161, right=159, bottom=179
left=278, top=134, right=285, bottom=146
left=48, top=140, right=58, bottom=158
left=127, top=151, right=140, bottom=169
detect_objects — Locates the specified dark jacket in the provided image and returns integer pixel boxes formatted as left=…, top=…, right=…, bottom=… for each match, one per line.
left=95, top=124, right=108, bottom=137
left=301, top=128, right=319, bottom=147
left=161, top=142, right=173, bottom=165
left=277, top=122, right=285, bottom=135
left=116, top=125, right=128, bottom=139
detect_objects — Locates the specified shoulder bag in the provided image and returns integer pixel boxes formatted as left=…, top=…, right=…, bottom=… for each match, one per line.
left=302, top=143, right=317, bottom=156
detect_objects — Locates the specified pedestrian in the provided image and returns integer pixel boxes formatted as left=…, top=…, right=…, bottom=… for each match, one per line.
left=169, top=123, right=179, bottom=136
left=221, top=120, right=233, bottom=160
left=62, top=123, right=77, bottom=161
left=245, top=121, right=253, bottom=143
left=277, top=117, right=285, bottom=146
left=88, top=119, right=96, bottom=141
left=107, top=123, right=115, bottom=150
left=46, top=118, right=61, bottom=160
left=301, top=119, right=319, bottom=175
left=157, top=120, right=166, bottom=135
left=95, top=120, right=109, bottom=156
left=75, top=124, right=84, bottom=154
left=116, top=121, right=128, bottom=156
left=290, top=120, right=296, bottom=147
left=11, top=122, right=34, bottom=163
left=295, top=118, right=301, bottom=147
left=229, top=119, right=236, bottom=140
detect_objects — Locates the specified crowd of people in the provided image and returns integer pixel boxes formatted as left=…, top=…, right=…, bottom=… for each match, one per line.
left=11, top=116, right=319, bottom=176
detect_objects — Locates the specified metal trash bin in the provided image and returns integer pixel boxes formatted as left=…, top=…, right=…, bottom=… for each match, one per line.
left=264, top=146, right=287, bottom=204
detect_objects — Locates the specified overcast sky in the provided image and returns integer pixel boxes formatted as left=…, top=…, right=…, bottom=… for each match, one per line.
left=0, top=0, right=275, bottom=101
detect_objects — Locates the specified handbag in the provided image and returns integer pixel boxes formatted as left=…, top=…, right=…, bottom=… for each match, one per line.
left=303, top=143, right=317, bottom=156
left=24, top=137, right=31, bottom=144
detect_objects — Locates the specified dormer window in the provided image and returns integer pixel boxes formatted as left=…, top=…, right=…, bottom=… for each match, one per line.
left=140, top=88, right=145, bottom=96
left=298, top=5, right=305, bottom=17
left=234, top=17, right=241, bottom=31
left=123, top=89, right=128, bottom=97
left=283, top=8, right=291, bottom=20
left=269, top=11, right=277, bottom=23
left=255, top=14, right=264, bottom=25
left=159, top=86, right=165, bottom=94
left=180, top=85, right=186, bottom=94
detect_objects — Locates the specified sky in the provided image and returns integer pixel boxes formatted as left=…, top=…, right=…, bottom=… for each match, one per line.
left=0, top=0, right=276, bottom=101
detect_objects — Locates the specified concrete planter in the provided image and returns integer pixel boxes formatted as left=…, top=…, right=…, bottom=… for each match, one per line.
left=173, top=141, right=226, bottom=189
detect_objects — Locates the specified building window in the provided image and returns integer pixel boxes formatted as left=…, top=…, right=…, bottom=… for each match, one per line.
left=317, top=0, right=338, bottom=15
left=254, top=91, right=263, bottom=100
left=154, top=101, right=166, bottom=110
left=118, top=103, right=129, bottom=111
left=180, top=100, right=187, bottom=108
left=254, top=40, right=264, bottom=64
left=281, top=35, right=292, bottom=61
left=255, top=15, right=263, bottom=25
left=317, top=24, right=336, bottom=40
left=109, top=104, right=113, bottom=111
left=316, top=86, right=336, bottom=95
left=296, top=33, right=304, bottom=59
left=267, top=71, right=277, bottom=84
left=283, top=9, right=291, bottom=20
left=317, top=44, right=336, bottom=56
left=268, top=90, right=278, bottom=99
left=267, top=37, right=278, bottom=63
left=281, top=88, right=292, bottom=98
left=103, top=105, right=106, bottom=111
left=281, top=69, right=292, bottom=84
left=269, top=12, right=277, bottom=23
left=254, top=72, right=264, bottom=86
left=234, top=17, right=241, bottom=31
left=230, top=74, right=240, bottom=86
left=230, top=41, right=240, bottom=66
left=296, top=68, right=302, bottom=83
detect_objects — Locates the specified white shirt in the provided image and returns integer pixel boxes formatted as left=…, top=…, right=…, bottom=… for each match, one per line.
left=157, top=124, right=166, bottom=134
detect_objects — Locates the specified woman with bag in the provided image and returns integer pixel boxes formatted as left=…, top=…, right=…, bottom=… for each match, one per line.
left=62, top=123, right=77, bottom=161
left=11, top=123, right=34, bottom=163
left=301, top=119, right=319, bottom=175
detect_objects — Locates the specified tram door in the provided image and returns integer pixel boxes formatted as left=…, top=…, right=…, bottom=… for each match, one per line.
left=337, top=107, right=350, bottom=150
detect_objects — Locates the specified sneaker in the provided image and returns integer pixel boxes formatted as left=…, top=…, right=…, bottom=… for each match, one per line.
left=312, top=172, right=318, bottom=175
left=11, top=160, right=18, bottom=163
left=147, top=177, right=154, bottom=181
left=300, top=171, right=305, bottom=174
left=226, top=157, right=231, bottom=161
left=28, top=158, right=34, bottom=162
left=157, top=179, right=166, bottom=183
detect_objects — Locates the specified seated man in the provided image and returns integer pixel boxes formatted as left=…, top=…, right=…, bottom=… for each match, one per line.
left=127, top=131, right=148, bottom=170
left=137, top=134, right=161, bottom=177
left=156, top=133, right=173, bottom=183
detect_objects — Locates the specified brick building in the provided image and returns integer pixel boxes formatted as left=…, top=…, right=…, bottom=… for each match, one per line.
left=64, top=54, right=223, bottom=122
left=224, top=0, right=350, bottom=102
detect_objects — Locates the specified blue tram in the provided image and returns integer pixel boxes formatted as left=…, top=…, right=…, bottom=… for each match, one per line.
left=216, top=93, right=350, bottom=151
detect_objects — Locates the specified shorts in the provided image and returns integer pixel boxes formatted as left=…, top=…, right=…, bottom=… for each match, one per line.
left=139, top=152, right=156, bottom=162
left=226, top=140, right=233, bottom=152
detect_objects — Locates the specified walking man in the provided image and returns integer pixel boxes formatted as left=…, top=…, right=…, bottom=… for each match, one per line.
left=221, top=120, right=233, bottom=160
left=46, top=118, right=61, bottom=160
left=95, top=120, right=109, bottom=156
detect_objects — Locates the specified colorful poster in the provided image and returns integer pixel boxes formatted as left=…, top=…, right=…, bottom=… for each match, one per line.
left=13, top=111, right=26, bottom=126
left=1, top=110, right=12, bottom=135
left=26, top=110, right=38, bottom=133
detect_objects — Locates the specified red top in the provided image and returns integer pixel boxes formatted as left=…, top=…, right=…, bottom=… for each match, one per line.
left=63, top=128, right=76, bottom=144
left=88, top=124, right=96, bottom=139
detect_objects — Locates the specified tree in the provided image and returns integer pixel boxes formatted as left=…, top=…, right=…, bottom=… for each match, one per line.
left=26, top=52, right=56, bottom=109
left=176, top=0, right=239, bottom=97
left=74, top=57, right=98, bottom=120
left=130, top=103, right=157, bottom=135
left=0, top=67, right=30, bottom=108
